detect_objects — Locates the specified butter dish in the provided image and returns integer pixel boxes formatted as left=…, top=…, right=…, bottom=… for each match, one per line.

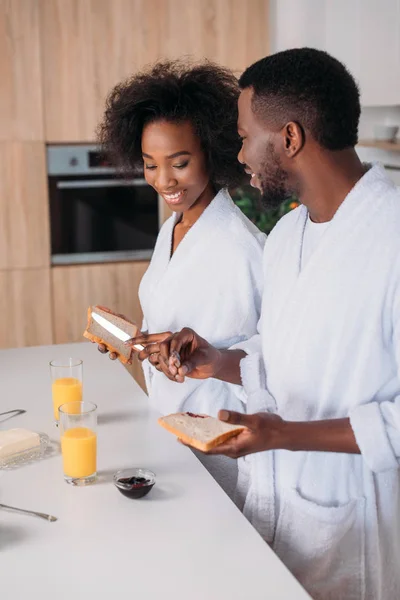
left=0, top=429, right=49, bottom=469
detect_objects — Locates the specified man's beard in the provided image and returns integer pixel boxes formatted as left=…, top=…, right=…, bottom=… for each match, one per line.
left=258, top=143, right=291, bottom=211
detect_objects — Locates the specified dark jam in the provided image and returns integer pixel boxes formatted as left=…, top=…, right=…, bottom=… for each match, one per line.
left=186, top=412, right=206, bottom=418
left=117, top=476, right=155, bottom=499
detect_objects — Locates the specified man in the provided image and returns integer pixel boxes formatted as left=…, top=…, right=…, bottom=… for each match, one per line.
left=131, top=49, right=400, bottom=599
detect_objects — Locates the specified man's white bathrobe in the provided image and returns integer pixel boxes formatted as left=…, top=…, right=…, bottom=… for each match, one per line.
left=139, top=188, right=265, bottom=496
left=235, top=164, right=400, bottom=599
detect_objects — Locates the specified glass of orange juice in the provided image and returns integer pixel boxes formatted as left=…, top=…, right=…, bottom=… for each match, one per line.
left=59, top=401, right=97, bottom=486
left=50, top=359, right=83, bottom=423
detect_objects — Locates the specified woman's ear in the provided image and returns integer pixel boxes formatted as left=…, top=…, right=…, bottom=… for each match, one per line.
left=282, top=121, right=304, bottom=157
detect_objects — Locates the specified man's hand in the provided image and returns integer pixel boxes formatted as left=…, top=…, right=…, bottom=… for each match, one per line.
left=203, top=410, right=284, bottom=458
left=183, top=411, right=361, bottom=458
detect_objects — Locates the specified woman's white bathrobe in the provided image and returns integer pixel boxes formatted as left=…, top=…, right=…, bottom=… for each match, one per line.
left=234, top=164, right=400, bottom=600
left=139, top=188, right=265, bottom=496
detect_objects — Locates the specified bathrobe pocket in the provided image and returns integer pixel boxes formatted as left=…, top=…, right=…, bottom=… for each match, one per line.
left=273, top=488, right=366, bottom=600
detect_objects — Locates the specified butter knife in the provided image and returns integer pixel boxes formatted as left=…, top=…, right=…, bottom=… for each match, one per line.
left=92, top=312, right=144, bottom=351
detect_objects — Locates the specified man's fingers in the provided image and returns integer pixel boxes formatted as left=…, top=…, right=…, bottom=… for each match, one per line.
left=109, top=352, right=118, bottom=361
left=206, top=432, right=251, bottom=458
left=98, top=344, right=108, bottom=354
left=218, top=410, right=251, bottom=428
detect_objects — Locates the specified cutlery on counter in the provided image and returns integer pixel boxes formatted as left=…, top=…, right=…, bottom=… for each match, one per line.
left=0, top=409, right=26, bottom=424
left=0, top=503, right=57, bottom=522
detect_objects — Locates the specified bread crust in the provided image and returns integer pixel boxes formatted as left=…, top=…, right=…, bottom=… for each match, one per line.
left=83, top=306, right=133, bottom=364
left=157, top=415, right=245, bottom=452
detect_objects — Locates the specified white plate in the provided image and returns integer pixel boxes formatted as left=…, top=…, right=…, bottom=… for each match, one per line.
left=0, top=433, right=50, bottom=469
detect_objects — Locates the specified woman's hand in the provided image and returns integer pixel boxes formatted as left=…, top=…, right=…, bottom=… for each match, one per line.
left=131, top=328, right=221, bottom=383
left=125, top=332, right=174, bottom=372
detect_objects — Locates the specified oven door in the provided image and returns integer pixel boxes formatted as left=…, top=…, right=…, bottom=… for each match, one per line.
left=49, top=175, right=159, bottom=264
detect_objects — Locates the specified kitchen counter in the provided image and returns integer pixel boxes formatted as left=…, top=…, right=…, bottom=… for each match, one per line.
left=0, top=342, right=310, bottom=600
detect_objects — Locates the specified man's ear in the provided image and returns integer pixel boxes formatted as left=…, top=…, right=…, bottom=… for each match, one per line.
left=281, top=121, right=304, bottom=157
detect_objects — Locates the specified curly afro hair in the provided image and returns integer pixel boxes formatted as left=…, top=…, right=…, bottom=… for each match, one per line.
left=98, top=60, right=245, bottom=189
left=239, top=48, right=360, bottom=151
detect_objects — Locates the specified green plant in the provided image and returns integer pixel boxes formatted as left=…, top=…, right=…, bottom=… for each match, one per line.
left=230, top=184, right=299, bottom=234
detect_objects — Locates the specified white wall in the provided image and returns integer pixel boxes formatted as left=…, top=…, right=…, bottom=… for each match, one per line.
left=269, top=0, right=400, bottom=107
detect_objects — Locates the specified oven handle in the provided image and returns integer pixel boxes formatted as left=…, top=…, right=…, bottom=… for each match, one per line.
left=57, top=178, right=147, bottom=189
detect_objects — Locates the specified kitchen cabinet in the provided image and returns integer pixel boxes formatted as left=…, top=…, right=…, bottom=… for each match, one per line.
left=51, top=261, right=149, bottom=389
left=0, top=0, right=44, bottom=140
left=0, top=268, right=53, bottom=348
left=39, top=0, right=270, bottom=142
left=271, top=0, right=400, bottom=106
left=0, top=142, right=50, bottom=269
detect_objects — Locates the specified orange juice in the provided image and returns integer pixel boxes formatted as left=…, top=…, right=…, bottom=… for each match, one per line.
left=52, top=377, right=82, bottom=420
left=61, top=427, right=97, bottom=478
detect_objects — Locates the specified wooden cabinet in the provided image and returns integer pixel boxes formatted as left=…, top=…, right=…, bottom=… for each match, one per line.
left=51, top=261, right=149, bottom=389
left=0, top=142, right=50, bottom=269
left=154, top=0, right=269, bottom=74
left=39, top=0, right=270, bottom=142
left=0, top=0, right=43, bottom=140
left=0, top=268, right=53, bottom=348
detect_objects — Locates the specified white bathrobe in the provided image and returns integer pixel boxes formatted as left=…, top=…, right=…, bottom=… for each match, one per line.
left=234, top=163, right=400, bottom=600
left=139, top=188, right=266, bottom=496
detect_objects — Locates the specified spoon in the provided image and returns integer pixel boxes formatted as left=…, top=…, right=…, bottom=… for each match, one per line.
left=0, top=503, right=57, bottom=522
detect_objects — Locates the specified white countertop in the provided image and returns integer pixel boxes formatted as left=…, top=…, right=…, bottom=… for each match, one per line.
left=0, top=342, right=309, bottom=600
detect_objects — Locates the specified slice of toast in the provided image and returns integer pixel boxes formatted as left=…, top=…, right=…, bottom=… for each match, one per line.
left=83, top=305, right=138, bottom=364
left=158, top=412, right=245, bottom=452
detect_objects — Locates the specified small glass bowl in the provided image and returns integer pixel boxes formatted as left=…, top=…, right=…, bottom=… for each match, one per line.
left=113, top=468, right=156, bottom=499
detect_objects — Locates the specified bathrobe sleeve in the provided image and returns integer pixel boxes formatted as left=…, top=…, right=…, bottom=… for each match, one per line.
left=350, top=273, right=400, bottom=472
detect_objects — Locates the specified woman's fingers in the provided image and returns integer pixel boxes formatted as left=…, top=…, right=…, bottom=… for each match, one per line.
left=137, top=342, right=163, bottom=362
left=97, top=343, right=118, bottom=360
left=127, top=331, right=172, bottom=346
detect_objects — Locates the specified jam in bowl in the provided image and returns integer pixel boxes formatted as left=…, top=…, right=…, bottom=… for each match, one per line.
left=113, top=468, right=156, bottom=499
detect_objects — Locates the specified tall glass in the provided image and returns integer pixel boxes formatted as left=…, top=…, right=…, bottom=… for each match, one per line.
left=59, top=401, right=97, bottom=486
left=50, top=359, right=83, bottom=422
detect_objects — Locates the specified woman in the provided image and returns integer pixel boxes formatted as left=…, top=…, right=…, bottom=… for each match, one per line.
left=97, top=60, right=265, bottom=498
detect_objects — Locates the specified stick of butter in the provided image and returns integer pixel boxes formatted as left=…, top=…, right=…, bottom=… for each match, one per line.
left=0, top=429, right=40, bottom=459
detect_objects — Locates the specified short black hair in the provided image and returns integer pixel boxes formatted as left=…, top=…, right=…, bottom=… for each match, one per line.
left=239, top=48, right=360, bottom=151
left=98, top=60, right=245, bottom=188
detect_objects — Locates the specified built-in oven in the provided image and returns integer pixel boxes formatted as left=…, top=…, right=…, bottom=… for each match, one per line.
left=47, top=144, right=159, bottom=265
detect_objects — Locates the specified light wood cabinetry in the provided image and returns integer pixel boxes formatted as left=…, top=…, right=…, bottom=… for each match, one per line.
left=0, top=0, right=44, bottom=140
left=51, top=261, right=149, bottom=389
left=0, top=268, right=53, bottom=348
left=39, top=0, right=269, bottom=142
left=0, top=142, right=50, bottom=270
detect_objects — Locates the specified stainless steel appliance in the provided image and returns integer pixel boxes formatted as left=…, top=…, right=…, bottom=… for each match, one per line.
left=47, top=144, right=159, bottom=265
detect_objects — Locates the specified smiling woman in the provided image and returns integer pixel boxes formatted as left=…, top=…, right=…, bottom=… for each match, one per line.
left=97, top=60, right=266, bottom=499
